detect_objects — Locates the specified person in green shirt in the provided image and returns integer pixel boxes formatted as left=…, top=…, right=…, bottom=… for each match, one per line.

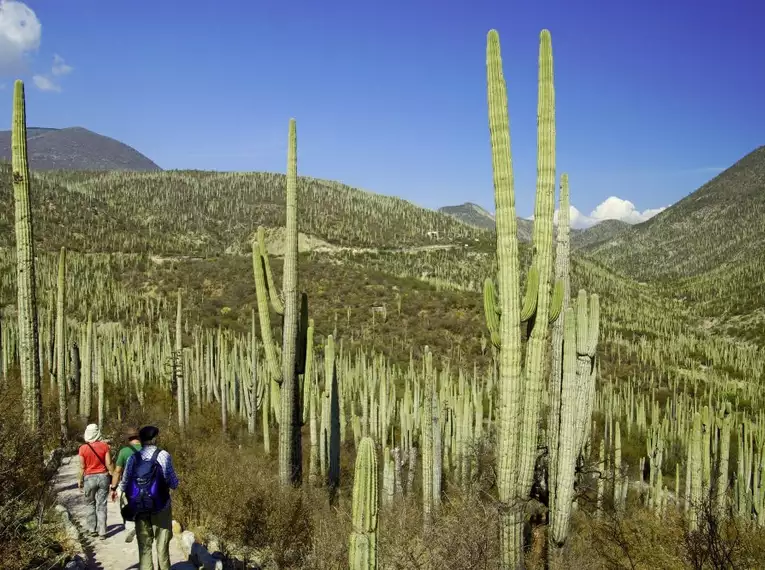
left=111, top=427, right=142, bottom=543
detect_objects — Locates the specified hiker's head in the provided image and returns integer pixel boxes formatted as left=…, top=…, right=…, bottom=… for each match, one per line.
left=139, top=425, right=160, bottom=445
left=84, top=423, right=102, bottom=443
left=124, top=427, right=140, bottom=443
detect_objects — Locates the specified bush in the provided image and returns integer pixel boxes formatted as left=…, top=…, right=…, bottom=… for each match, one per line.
left=0, top=379, right=71, bottom=570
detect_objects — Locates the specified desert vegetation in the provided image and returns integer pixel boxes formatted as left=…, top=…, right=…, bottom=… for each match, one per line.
left=1, top=25, right=765, bottom=570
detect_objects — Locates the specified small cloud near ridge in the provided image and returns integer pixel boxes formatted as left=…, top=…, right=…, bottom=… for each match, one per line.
left=529, top=196, right=669, bottom=230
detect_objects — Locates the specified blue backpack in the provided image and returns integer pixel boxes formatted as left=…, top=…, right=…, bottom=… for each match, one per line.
left=124, top=449, right=169, bottom=516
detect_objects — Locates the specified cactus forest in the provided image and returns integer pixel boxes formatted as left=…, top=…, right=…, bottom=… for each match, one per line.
left=2, top=24, right=765, bottom=570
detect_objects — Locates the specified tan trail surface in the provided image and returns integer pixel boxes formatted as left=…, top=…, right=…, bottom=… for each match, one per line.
left=55, top=455, right=195, bottom=570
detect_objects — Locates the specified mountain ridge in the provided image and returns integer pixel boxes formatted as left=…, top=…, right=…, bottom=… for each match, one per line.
left=583, top=144, right=765, bottom=341
left=0, top=126, right=161, bottom=172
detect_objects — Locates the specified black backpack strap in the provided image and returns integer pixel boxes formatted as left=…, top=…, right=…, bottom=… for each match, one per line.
left=149, top=448, right=162, bottom=464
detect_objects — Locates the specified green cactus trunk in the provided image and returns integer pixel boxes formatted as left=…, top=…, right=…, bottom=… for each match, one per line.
left=421, top=347, right=434, bottom=529
left=175, top=290, right=185, bottom=434
left=349, top=436, right=378, bottom=570
left=11, top=80, right=42, bottom=431
left=485, top=29, right=557, bottom=569
left=547, top=174, right=571, bottom=546
left=56, top=247, right=67, bottom=444
left=80, top=313, right=93, bottom=420
left=279, top=118, right=302, bottom=486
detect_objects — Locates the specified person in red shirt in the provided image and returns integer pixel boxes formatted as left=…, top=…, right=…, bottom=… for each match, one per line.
left=77, top=424, right=114, bottom=539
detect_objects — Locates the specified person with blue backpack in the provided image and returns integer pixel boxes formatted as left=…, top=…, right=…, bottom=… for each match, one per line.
left=119, top=425, right=179, bottom=570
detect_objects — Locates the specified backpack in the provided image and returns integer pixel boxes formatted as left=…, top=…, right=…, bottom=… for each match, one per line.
left=124, top=449, right=169, bottom=517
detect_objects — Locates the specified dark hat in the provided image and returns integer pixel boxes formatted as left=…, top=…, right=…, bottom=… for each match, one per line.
left=139, top=425, right=160, bottom=443
left=124, top=427, right=140, bottom=441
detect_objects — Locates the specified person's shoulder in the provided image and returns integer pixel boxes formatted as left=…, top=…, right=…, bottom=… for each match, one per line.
left=96, top=441, right=110, bottom=451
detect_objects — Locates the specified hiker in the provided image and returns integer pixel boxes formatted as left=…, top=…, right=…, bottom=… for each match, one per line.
left=77, top=423, right=113, bottom=539
left=110, top=426, right=142, bottom=543
left=120, top=425, right=179, bottom=570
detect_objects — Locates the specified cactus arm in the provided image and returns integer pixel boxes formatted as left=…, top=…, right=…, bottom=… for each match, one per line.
left=257, top=227, right=285, bottom=316
left=483, top=278, right=502, bottom=349
left=252, top=238, right=282, bottom=381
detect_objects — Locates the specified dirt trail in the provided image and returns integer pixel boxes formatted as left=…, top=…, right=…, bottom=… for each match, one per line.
left=54, top=456, right=195, bottom=570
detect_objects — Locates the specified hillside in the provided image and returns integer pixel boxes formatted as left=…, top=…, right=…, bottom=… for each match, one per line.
left=0, top=127, right=161, bottom=171
left=584, top=145, right=765, bottom=340
left=0, top=165, right=490, bottom=255
left=570, top=219, right=630, bottom=249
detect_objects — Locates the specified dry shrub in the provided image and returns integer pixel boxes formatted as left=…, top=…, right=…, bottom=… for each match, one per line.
left=374, top=492, right=500, bottom=569
left=167, top=432, right=315, bottom=569
left=567, top=506, right=687, bottom=569
left=0, top=380, right=71, bottom=570
left=565, top=496, right=765, bottom=570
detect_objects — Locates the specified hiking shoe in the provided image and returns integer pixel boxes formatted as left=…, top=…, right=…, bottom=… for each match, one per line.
left=89, top=531, right=98, bottom=538
left=125, top=529, right=136, bottom=543
left=98, top=534, right=106, bottom=540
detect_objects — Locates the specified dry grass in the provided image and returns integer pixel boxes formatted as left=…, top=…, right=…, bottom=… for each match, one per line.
left=0, top=378, right=73, bottom=570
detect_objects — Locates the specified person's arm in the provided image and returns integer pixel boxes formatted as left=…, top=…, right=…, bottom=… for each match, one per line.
left=161, top=452, right=180, bottom=490
left=111, top=465, right=123, bottom=489
left=77, top=453, right=85, bottom=490
left=105, top=448, right=114, bottom=476
left=119, top=455, right=134, bottom=493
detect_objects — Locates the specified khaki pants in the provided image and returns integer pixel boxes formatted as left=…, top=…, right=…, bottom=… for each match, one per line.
left=135, top=502, right=173, bottom=570
left=83, top=473, right=110, bottom=536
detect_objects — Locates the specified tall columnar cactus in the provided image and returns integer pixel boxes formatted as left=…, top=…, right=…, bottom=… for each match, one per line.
left=421, top=347, right=434, bottom=529
left=688, top=411, right=703, bottom=531
left=80, top=313, right=93, bottom=419
left=56, top=247, right=67, bottom=444
left=11, top=80, right=42, bottom=431
left=251, top=119, right=307, bottom=486
left=484, top=29, right=558, bottom=568
left=548, top=288, right=599, bottom=554
left=349, top=436, right=379, bottom=570
left=175, top=290, right=185, bottom=434
left=716, top=402, right=732, bottom=516
left=547, top=174, right=571, bottom=543
left=323, top=334, right=341, bottom=500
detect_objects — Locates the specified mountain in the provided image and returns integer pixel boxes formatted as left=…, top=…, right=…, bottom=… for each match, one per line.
left=0, top=127, right=161, bottom=171
left=438, top=202, right=534, bottom=241
left=584, top=145, right=765, bottom=341
left=439, top=202, right=495, bottom=230
left=571, top=219, right=630, bottom=250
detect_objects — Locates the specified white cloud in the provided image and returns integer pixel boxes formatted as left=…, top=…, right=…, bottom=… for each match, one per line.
left=0, top=0, right=41, bottom=73
left=533, top=196, right=669, bottom=229
left=1, top=3, right=73, bottom=93
left=33, top=73, right=60, bottom=92
left=51, top=53, right=72, bottom=76
left=589, top=196, right=667, bottom=225
left=32, top=54, right=73, bottom=93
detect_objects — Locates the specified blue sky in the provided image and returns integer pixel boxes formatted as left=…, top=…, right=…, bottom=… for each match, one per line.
left=0, top=0, right=763, bottom=225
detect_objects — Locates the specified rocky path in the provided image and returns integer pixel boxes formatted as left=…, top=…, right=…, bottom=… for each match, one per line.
left=54, top=456, right=195, bottom=570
